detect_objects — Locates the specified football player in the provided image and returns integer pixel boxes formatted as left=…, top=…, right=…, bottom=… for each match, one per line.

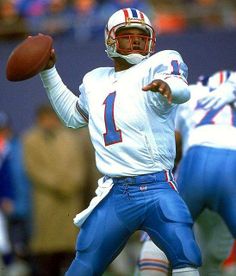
left=39, top=8, right=201, bottom=276
left=136, top=70, right=236, bottom=276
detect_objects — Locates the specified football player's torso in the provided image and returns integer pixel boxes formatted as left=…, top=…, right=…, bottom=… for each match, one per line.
left=83, top=52, right=178, bottom=176
left=177, top=85, right=236, bottom=152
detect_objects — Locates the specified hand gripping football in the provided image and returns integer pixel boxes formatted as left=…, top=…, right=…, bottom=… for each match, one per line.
left=6, top=34, right=53, bottom=81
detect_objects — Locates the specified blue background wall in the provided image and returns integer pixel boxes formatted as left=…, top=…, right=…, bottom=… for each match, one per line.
left=1, top=29, right=236, bottom=134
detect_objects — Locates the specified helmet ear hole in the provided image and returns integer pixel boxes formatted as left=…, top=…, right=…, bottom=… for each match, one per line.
left=106, top=37, right=115, bottom=47
left=105, top=8, right=156, bottom=65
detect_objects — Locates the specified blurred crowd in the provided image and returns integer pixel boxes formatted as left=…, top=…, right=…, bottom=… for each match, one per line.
left=0, top=107, right=102, bottom=276
left=0, top=0, right=236, bottom=41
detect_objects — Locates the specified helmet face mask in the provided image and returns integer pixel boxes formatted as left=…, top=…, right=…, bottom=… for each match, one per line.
left=105, top=8, right=156, bottom=65
left=116, top=30, right=152, bottom=56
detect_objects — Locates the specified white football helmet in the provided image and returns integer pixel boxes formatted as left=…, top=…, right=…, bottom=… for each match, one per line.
left=207, top=70, right=233, bottom=91
left=105, top=8, right=156, bottom=65
left=198, top=70, right=233, bottom=90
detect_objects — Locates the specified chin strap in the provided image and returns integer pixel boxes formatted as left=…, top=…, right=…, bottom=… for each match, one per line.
left=106, top=49, right=149, bottom=65
left=121, top=53, right=148, bottom=65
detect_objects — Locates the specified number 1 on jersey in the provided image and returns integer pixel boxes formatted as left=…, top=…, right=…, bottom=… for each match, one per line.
left=171, top=60, right=180, bottom=75
left=103, top=92, right=122, bottom=146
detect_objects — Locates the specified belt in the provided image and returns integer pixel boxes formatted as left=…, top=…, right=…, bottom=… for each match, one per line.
left=111, top=170, right=173, bottom=185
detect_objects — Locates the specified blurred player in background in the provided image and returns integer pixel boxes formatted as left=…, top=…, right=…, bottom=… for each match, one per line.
left=0, top=111, right=14, bottom=273
left=136, top=70, right=236, bottom=276
left=39, top=7, right=201, bottom=276
left=0, top=111, right=33, bottom=276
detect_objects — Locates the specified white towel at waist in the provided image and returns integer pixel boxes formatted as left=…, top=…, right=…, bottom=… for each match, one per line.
left=73, top=176, right=114, bottom=227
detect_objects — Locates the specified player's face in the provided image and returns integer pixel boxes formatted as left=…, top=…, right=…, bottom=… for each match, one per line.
left=115, top=27, right=150, bottom=56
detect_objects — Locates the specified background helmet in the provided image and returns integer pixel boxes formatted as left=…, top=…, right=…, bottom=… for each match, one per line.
left=197, top=70, right=233, bottom=90
left=105, top=8, right=156, bottom=65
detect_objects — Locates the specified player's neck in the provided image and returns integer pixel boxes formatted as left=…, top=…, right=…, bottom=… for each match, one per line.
left=114, top=57, right=134, bottom=72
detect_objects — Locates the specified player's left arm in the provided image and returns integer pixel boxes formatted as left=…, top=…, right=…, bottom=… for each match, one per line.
left=142, top=79, right=173, bottom=103
left=143, top=50, right=190, bottom=104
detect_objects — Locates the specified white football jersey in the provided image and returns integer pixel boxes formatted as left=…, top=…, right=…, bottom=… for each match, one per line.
left=176, top=82, right=236, bottom=154
left=41, top=50, right=189, bottom=177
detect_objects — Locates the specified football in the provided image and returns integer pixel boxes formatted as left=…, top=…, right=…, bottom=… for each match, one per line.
left=6, top=34, right=53, bottom=82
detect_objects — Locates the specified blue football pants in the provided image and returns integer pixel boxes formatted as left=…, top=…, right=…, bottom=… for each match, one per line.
left=177, top=145, right=236, bottom=238
left=66, top=171, right=201, bottom=276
